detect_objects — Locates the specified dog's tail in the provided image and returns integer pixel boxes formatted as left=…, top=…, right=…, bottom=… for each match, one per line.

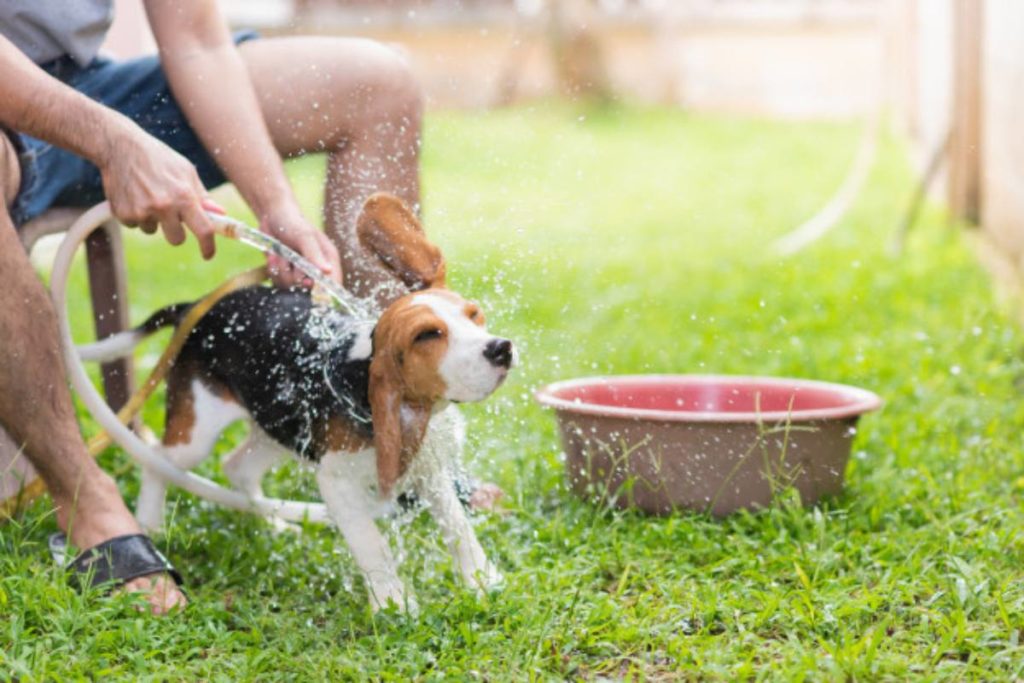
left=77, top=303, right=193, bottom=363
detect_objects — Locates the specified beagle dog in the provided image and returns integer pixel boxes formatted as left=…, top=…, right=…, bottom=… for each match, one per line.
left=84, top=194, right=514, bottom=612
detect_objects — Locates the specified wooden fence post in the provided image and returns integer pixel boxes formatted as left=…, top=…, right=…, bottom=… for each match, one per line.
left=948, top=0, right=984, bottom=224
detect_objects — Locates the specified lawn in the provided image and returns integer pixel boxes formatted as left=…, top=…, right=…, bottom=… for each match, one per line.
left=3, top=103, right=1024, bottom=681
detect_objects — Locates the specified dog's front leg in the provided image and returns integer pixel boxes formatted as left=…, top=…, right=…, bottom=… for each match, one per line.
left=317, top=450, right=413, bottom=613
left=417, top=468, right=502, bottom=592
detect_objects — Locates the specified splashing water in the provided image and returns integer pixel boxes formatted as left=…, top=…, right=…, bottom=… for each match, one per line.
left=206, top=211, right=384, bottom=460
left=209, top=211, right=374, bottom=321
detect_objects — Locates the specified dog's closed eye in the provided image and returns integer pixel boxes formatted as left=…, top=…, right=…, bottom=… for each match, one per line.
left=414, top=328, right=443, bottom=343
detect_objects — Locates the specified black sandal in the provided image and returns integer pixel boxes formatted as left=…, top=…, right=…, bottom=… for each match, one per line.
left=49, top=532, right=184, bottom=592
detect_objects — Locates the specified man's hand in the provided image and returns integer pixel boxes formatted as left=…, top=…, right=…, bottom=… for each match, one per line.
left=98, top=123, right=219, bottom=259
left=97, top=125, right=340, bottom=288
left=145, top=1, right=342, bottom=290
left=259, top=204, right=342, bottom=288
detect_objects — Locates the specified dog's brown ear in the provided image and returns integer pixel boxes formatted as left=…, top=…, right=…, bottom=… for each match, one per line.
left=368, top=351, right=431, bottom=498
left=357, top=192, right=446, bottom=291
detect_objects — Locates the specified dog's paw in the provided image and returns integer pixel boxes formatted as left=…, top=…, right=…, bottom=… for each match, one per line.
left=369, top=583, right=417, bottom=617
left=471, top=562, right=504, bottom=594
left=372, top=594, right=419, bottom=618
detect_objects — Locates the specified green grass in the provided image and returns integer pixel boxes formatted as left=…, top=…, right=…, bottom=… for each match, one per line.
left=4, top=103, right=1024, bottom=681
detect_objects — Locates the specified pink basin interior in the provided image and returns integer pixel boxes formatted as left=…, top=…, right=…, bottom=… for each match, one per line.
left=536, top=375, right=882, bottom=423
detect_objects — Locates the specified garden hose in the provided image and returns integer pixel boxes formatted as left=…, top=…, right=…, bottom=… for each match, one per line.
left=772, top=111, right=880, bottom=256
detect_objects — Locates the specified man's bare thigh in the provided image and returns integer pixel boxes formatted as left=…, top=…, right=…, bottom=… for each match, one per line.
left=238, top=36, right=416, bottom=156
left=0, top=132, right=20, bottom=210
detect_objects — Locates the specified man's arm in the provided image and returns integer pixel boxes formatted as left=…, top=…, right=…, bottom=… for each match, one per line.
left=144, top=0, right=341, bottom=286
left=0, top=35, right=217, bottom=256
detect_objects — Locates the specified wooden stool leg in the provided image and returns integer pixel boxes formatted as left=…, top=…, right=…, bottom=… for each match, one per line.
left=85, top=220, right=134, bottom=412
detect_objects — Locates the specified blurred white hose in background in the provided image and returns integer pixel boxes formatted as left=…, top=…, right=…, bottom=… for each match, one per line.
left=772, top=112, right=880, bottom=256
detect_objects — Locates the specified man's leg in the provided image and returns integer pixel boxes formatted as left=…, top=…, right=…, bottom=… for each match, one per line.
left=0, top=134, right=184, bottom=613
left=239, top=37, right=423, bottom=307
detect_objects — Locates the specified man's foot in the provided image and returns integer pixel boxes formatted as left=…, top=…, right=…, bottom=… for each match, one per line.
left=56, top=473, right=187, bottom=614
left=120, top=574, right=185, bottom=614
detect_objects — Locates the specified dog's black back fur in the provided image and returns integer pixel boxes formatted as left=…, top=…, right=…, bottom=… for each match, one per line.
left=167, top=286, right=373, bottom=460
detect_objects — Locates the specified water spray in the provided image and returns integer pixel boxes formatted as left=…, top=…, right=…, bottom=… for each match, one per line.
left=204, top=207, right=373, bottom=321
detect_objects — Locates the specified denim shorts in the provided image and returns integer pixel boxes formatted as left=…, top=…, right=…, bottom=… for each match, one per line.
left=7, top=31, right=259, bottom=227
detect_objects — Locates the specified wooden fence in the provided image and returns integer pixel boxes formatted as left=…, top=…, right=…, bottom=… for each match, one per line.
left=889, top=0, right=1024, bottom=308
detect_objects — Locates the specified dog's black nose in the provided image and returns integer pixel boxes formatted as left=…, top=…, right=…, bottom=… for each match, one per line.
left=483, top=338, right=513, bottom=368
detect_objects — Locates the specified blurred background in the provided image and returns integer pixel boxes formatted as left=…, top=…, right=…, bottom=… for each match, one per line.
left=102, top=0, right=1023, bottom=304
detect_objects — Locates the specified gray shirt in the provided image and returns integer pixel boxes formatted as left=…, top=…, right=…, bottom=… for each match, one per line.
left=0, top=0, right=114, bottom=67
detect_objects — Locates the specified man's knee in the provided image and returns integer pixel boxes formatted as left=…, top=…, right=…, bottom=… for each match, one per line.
left=360, top=42, right=424, bottom=127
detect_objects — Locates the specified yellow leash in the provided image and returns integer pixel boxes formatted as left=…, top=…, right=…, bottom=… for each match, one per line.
left=0, top=266, right=268, bottom=520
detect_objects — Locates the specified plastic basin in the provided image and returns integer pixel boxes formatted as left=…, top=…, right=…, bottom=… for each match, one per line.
left=535, top=375, right=882, bottom=516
